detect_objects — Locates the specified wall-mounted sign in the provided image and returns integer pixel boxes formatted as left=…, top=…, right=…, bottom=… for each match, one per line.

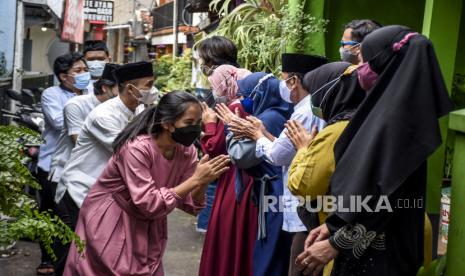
left=84, top=0, right=114, bottom=22
left=61, top=0, right=85, bottom=44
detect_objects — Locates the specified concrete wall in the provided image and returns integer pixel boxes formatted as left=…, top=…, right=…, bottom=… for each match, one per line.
left=111, top=0, right=153, bottom=25
left=28, top=26, right=57, bottom=74
left=106, top=28, right=127, bottom=63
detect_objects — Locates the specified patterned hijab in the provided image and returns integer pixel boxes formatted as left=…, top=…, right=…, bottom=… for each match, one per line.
left=208, top=65, right=251, bottom=104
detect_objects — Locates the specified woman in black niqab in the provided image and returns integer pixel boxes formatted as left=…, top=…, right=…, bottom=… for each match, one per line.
left=322, top=25, right=453, bottom=276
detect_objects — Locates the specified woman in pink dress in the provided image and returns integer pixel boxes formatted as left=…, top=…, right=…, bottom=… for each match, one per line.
left=64, top=91, right=230, bottom=276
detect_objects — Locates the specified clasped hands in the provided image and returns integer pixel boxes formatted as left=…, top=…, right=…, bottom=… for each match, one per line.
left=295, top=223, right=339, bottom=276
left=212, top=103, right=319, bottom=149
left=214, top=103, right=266, bottom=141
left=203, top=104, right=336, bottom=274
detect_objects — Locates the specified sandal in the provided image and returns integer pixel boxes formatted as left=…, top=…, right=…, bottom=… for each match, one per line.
left=36, top=262, right=55, bottom=275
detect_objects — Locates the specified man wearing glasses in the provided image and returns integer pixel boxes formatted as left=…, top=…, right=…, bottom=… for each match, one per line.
left=340, top=19, right=382, bottom=65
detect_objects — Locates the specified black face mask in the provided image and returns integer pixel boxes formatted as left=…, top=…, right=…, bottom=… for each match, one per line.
left=171, top=124, right=202, bottom=146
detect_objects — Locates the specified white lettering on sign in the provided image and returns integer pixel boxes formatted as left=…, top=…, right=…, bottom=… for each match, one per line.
left=84, top=0, right=114, bottom=22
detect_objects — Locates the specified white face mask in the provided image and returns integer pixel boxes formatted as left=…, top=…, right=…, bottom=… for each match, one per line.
left=279, top=80, right=292, bottom=103
left=128, top=83, right=158, bottom=105
left=87, top=60, right=107, bottom=77
left=136, top=86, right=159, bottom=105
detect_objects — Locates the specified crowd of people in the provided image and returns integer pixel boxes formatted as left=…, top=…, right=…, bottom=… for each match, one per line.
left=33, top=19, right=453, bottom=276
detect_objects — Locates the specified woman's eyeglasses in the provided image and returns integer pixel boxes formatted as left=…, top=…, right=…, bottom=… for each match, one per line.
left=340, top=40, right=360, bottom=47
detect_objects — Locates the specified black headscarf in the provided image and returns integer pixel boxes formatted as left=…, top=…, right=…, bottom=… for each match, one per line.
left=330, top=25, right=454, bottom=224
left=303, top=61, right=366, bottom=125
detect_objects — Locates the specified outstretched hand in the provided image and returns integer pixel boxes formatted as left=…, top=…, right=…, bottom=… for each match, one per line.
left=229, top=116, right=265, bottom=141
left=192, top=154, right=230, bottom=185
left=215, top=103, right=240, bottom=125
left=200, top=102, right=218, bottom=124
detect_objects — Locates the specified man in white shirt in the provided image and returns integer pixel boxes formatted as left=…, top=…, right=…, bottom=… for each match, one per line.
left=49, top=63, right=121, bottom=185
left=229, top=53, right=327, bottom=276
left=49, top=63, right=120, bottom=274
left=53, top=61, right=154, bottom=275
left=37, top=53, right=90, bottom=183
left=35, top=52, right=90, bottom=275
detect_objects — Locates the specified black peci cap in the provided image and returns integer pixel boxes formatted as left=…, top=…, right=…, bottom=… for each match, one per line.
left=282, top=53, right=328, bottom=75
left=114, top=61, right=154, bottom=84
left=100, top=63, right=121, bottom=84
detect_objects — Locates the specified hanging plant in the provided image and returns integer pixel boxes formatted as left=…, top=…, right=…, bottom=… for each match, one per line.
left=0, top=125, right=83, bottom=259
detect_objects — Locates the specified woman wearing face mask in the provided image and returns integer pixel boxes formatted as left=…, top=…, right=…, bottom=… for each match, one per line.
left=198, top=65, right=259, bottom=276
left=196, top=36, right=240, bottom=76
left=224, top=53, right=327, bottom=276
left=216, top=72, right=294, bottom=276
left=301, top=25, right=453, bottom=276
left=283, top=62, right=366, bottom=275
left=63, top=91, right=230, bottom=275
left=207, top=64, right=251, bottom=105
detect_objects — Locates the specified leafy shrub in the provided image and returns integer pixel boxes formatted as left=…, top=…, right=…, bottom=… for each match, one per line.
left=154, top=49, right=194, bottom=93
left=205, top=0, right=328, bottom=74
left=0, top=125, right=83, bottom=259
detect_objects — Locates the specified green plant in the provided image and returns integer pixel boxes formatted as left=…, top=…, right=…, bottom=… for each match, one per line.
left=165, top=49, right=194, bottom=92
left=0, top=125, right=83, bottom=259
left=154, top=54, right=174, bottom=90
left=154, top=50, right=194, bottom=93
left=205, top=0, right=328, bottom=74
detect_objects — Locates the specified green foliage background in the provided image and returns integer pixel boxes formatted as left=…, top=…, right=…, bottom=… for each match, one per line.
left=154, top=49, right=194, bottom=93
left=205, top=0, right=328, bottom=74
left=0, top=125, right=83, bottom=258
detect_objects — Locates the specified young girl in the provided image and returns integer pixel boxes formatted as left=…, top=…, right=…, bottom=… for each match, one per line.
left=64, top=91, right=230, bottom=275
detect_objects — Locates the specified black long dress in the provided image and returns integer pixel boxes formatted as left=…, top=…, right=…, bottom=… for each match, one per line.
left=325, top=25, right=453, bottom=276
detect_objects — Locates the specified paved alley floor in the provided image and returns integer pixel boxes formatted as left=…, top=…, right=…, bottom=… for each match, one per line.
left=0, top=209, right=205, bottom=276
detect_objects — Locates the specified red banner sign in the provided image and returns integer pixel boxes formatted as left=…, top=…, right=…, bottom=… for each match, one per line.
left=61, top=0, right=85, bottom=44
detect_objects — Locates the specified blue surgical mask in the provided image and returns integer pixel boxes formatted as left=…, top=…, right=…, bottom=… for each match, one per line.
left=87, top=60, right=106, bottom=77
left=240, top=97, right=254, bottom=114
left=240, top=73, right=273, bottom=115
left=71, top=72, right=91, bottom=90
